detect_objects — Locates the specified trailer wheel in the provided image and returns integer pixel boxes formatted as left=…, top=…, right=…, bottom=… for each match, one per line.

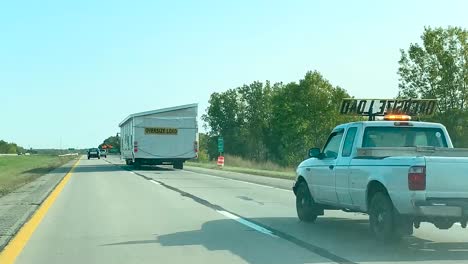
left=133, top=160, right=141, bottom=170
left=433, top=219, right=454, bottom=229
left=173, top=162, right=183, bottom=170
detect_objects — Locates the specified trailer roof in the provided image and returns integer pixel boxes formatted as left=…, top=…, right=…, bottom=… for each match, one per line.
left=119, top=103, right=198, bottom=127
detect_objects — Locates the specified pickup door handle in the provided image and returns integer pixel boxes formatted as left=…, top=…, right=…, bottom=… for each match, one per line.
left=306, top=168, right=311, bottom=171
left=329, top=165, right=334, bottom=170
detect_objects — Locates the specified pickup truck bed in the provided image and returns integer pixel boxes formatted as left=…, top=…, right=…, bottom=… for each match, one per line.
left=357, top=146, right=468, bottom=158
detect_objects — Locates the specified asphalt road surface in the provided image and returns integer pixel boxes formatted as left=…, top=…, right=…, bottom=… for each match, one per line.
left=12, top=156, right=468, bottom=264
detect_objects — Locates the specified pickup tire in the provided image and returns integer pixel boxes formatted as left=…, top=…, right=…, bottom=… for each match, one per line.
left=369, top=192, right=401, bottom=242
left=296, top=181, right=319, bottom=222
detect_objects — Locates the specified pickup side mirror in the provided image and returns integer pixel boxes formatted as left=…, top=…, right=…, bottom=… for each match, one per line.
left=308, top=148, right=321, bottom=158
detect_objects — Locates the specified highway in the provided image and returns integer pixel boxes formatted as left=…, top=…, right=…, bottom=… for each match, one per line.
left=11, top=156, right=468, bottom=264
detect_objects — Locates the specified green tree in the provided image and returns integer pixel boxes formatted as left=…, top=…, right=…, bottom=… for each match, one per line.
left=202, top=89, right=248, bottom=157
left=197, top=133, right=213, bottom=161
left=203, top=81, right=275, bottom=161
left=0, top=140, right=22, bottom=154
left=99, top=135, right=121, bottom=153
left=398, top=26, right=468, bottom=146
left=269, top=71, right=354, bottom=165
left=0, top=140, right=7, bottom=153
left=238, top=81, right=273, bottom=161
left=202, top=70, right=355, bottom=166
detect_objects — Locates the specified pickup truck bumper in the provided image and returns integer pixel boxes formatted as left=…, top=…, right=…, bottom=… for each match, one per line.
left=414, top=198, right=468, bottom=217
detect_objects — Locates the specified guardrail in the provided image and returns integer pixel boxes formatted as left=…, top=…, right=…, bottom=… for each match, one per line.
left=0, top=154, right=19, bottom=156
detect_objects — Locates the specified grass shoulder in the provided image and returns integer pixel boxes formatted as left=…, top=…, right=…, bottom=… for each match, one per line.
left=0, top=155, right=77, bottom=197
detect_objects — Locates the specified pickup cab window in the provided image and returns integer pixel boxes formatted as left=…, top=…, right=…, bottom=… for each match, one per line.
left=322, top=131, right=344, bottom=159
left=363, top=127, right=448, bottom=148
left=342, top=127, right=358, bottom=157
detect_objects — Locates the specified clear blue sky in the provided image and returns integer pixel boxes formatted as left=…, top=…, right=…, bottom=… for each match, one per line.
left=1, top=0, right=467, bottom=149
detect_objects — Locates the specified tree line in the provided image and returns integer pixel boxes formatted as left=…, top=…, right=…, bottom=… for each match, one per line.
left=398, top=26, right=468, bottom=147
left=202, top=71, right=358, bottom=166
left=0, top=140, right=25, bottom=154
left=201, top=26, right=468, bottom=166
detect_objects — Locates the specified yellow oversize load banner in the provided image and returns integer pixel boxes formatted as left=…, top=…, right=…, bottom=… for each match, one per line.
left=144, top=127, right=178, bottom=135
left=340, top=98, right=437, bottom=116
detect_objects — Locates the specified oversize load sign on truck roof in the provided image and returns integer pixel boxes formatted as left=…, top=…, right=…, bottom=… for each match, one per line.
left=144, top=127, right=178, bottom=135
left=340, top=98, right=437, bottom=116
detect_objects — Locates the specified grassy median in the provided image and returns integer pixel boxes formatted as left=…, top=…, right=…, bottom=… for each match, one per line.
left=0, top=155, right=77, bottom=197
left=186, top=155, right=296, bottom=179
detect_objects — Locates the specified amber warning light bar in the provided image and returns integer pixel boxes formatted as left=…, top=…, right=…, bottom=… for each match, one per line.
left=339, top=98, right=437, bottom=117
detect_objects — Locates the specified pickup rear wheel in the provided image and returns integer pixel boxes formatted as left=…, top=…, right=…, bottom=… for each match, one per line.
left=296, top=181, right=318, bottom=222
left=369, top=192, right=400, bottom=242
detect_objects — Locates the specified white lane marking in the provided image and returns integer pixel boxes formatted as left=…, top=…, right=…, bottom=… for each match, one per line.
left=211, top=175, right=290, bottom=192
left=184, top=171, right=291, bottom=192
left=216, top=210, right=278, bottom=238
left=129, top=171, right=135, bottom=174
left=150, top=180, right=161, bottom=185
left=234, top=180, right=275, bottom=189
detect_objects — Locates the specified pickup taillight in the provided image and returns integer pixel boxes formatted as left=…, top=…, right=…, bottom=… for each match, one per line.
left=134, top=141, right=138, bottom=153
left=408, top=166, right=426, bottom=190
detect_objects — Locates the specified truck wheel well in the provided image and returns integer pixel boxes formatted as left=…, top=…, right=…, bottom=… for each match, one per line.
left=293, top=176, right=307, bottom=195
left=366, top=181, right=389, bottom=210
left=297, top=176, right=306, bottom=184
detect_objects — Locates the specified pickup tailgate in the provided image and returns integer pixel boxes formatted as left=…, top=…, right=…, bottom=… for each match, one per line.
left=425, top=157, right=468, bottom=198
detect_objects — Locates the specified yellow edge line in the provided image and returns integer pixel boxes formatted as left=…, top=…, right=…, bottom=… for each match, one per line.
left=0, top=158, right=81, bottom=264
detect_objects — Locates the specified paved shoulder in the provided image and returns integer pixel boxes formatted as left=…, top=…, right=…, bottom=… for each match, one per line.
left=0, top=158, right=78, bottom=251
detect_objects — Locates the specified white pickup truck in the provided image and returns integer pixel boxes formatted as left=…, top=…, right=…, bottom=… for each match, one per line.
left=293, top=117, right=468, bottom=241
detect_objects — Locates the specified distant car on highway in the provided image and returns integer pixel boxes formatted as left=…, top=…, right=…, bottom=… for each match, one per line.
left=87, top=148, right=101, bottom=159
left=100, top=149, right=107, bottom=158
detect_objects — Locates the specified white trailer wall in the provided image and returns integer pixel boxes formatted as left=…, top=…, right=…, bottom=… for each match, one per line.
left=133, top=117, right=197, bottom=159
